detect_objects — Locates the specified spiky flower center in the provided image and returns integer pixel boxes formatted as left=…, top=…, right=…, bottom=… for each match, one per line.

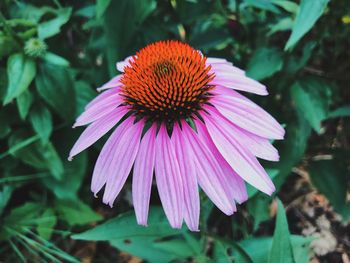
left=120, top=41, right=215, bottom=122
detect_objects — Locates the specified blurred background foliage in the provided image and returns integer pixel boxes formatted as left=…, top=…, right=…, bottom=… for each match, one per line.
left=0, top=0, right=349, bottom=262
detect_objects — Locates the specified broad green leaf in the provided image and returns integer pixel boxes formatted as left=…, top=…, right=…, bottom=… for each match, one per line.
left=43, top=151, right=88, bottom=200
left=41, top=52, right=70, bottom=67
left=189, top=25, right=231, bottom=51
left=309, top=154, right=350, bottom=220
left=272, top=0, right=298, bottom=14
left=268, top=200, right=294, bottom=263
left=35, top=62, right=76, bottom=120
left=110, top=237, right=182, bottom=263
left=3, top=53, right=36, bottom=104
left=236, top=236, right=311, bottom=263
left=75, top=81, right=97, bottom=116
left=284, top=42, right=316, bottom=74
left=96, top=0, right=111, bottom=18
left=9, top=132, right=64, bottom=180
left=243, top=0, right=280, bottom=13
left=103, top=0, right=156, bottom=75
left=285, top=0, right=329, bottom=50
left=55, top=199, right=102, bottom=226
left=0, top=33, right=15, bottom=59
left=72, top=207, right=182, bottom=241
left=247, top=194, right=271, bottom=230
left=0, top=186, right=12, bottom=216
left=29, top=104, right=53, bottom=143
left=38, top=8, right=72, bottom=39
left=37, top=208, right=57, bottom=240
left=291, top=77, right=332, bottom=133
left=273, top=113, right=311, bottom=190
left=328, top=105, right=350, bottom=118
left=153, top=239, right=196, bottom=259
left=213, top=240, right=233, bottom=263
left=16, top=89, right=33, bottom=120
left=247, top=47, right=283, bottom=80
left=268, top=17, right=293, bottom=36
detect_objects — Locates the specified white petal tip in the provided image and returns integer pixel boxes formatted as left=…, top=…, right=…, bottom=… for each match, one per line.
left=68, top=156, right=73, bottom=161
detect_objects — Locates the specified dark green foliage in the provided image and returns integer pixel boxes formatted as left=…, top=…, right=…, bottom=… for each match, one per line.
left=0, top=0, right=349, bottom=262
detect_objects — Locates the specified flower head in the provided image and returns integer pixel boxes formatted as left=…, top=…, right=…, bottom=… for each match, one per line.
left=24, top=38, right=47, bottom=57
left=69, top=40, right=285, bottom=231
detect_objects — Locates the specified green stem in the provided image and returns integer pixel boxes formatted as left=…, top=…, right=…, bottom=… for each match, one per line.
left=0, top=11, right=22, bottom=49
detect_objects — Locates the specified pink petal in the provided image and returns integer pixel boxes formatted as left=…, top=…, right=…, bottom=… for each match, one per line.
left=69, top=107, right=128, bottom=161
left=206, top=58, right=268, bottom=95
left=132, top=124, right=157, bottom=226
left=74, top=92, right=123, bottom=127
left=102, top=118, right=144, bottom=206
left=155, top=124, right=184, bottom=229
left=195, top=120, right=248, bottom=204
left=203, top=108, right=275, bottom=195
left=211, top=87, right=285, bottom=139
left=206, top=57, right=231, bottom=65
left=97, top=75, right=123, bottom=92
left=85, top=88, right=119, bottom=110
left=206, top=107, right=279, bottom=161
left=116, top=56, right=133, bottom=72
left=209, top=76, right=268, bottom=96
left=93, top=117, right=143, bottom=206
left=90, top=116, right=130, bottom=195
left=173, top=123, right=200, bottom=231
left=181, top=121, right=237, bottom=215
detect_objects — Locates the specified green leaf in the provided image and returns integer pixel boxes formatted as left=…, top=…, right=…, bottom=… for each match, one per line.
left=236, top=236, right=311, bottom=263
left=1, top=202, right=43, bottom=240
left=0, top=186, right=12, bottom=216
left=43, top=151, right=88, bottom=200
left=271, top=0, right=299, bottom=14
left=103, top=0, right=156, bottom=75
left=247, top=194, right=271, bottom=231
left=3, top=53, right=36, bottom=105
left=213, top=240, right=233, bottom=263
left=36, top=208, right=57, bottom=240
left=284, top=42, right=316, bottom=74
left=35, top=62, right=76, bottom=120
left=273, top=114, right=311, bottom=189
left=29, top=104, right=53, bottom=143
left=328, top=105, right=350, bottom=118
left=309, top=154, right=350, bottom=220
left=97, top=208, right=192, bottom=263
left=268, top=200, right=294, bottom=263
left=0, top=32, right=15, bottom=59
left=96, top=0, right=112, bottom=18
left=38, top=8, right=72, bottom=39
left=285, top=0, right=329, bottom=50
left=153, top=239, right=196, bottom=259
left=9, top=132, right=64, bottom=180
left=291, top=77, right=332, bottom=133
left=111, top=237, right=182, bottom=263
left=41, top=52, right=70, bottom=67
left=75, top=81, right=97, bottom=116
left=55, top=199, right=102, bottom=226
left=243, top=0, right=281, bottom=13
left=16, top=89, right=33, bottom=120
left=72, top=207, right=182, bottom=241
left=247, top=47, right=283, bottom=80
left=268, top=17, right=293, bottom=36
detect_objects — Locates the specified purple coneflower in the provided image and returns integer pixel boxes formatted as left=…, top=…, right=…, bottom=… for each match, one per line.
left=69, top=40, right=284, bottom=231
